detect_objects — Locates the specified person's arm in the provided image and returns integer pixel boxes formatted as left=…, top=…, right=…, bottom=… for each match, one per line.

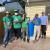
left=39, top=18, right=41, bottom=30
left=3, top=17, right=7, bottom=26
left=46, top=19, right=48, bottom=26
left=3, top=22, right=6, bottom=25
left=3, top=22, right=8, bottom=27
left=25, top=17, right=29, bottom=23
left=46, top=16, right=48, bottom=30
left=12, top=16, right=18, bottom=23
left=17, top=16, right=22, bottom=23
left=46, top=19, right=48, bottom=30
left=32, top=18, right=35, bottom=24
left=13, top=20, right=18, bottom=23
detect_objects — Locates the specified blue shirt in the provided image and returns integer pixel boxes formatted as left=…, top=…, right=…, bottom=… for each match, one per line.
left=40, top=15, right=48, bottom=25
left=33, top=17, right=41, bottom=26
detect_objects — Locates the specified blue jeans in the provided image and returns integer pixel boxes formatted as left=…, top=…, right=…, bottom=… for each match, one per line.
left=3, top=28, right=12, bottom=44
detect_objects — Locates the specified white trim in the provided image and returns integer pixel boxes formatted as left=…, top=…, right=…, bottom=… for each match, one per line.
left=0, top=7, right=6, bottom=12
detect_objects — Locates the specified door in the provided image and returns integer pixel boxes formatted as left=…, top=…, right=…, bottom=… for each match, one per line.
left=0, top=13, right=5, bottom=38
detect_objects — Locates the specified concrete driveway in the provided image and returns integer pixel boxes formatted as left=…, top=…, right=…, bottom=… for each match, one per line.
left=0, top=37, right=50, bottom=50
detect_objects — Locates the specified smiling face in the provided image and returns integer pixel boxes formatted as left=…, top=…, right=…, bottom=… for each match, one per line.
left=6, top=13, right=9, bottom=17
left=5, top=11, right=10, bottom=17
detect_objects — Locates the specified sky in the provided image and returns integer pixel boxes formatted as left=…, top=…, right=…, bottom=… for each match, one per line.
left=0, top=0, right=10, bottom=4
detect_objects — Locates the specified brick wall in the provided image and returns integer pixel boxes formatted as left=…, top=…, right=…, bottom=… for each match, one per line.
left=25, top=5, right=50, bottom=37
left=25, top=6, right=46, bottom=19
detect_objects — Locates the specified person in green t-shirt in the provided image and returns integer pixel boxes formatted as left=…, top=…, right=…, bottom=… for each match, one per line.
left=21, top=13, right=29, bottom=41
left=2, top=11, right=12, bottom=47
left=12, top=10, right=22, bottom=39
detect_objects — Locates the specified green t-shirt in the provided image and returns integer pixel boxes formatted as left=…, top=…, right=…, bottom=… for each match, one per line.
left=22, top=17, right=29, bottom=28
left=3, top=16, right=12, bottom=29
left=12, top=15, right=22, bottom=29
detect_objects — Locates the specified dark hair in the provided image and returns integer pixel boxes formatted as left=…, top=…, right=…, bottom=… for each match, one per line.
left=42, top=12, right=45, bottom=14
left=35, top=14, right=38, bottom=17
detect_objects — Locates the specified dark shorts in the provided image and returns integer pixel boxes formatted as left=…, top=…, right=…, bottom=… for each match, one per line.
left=14, top=28, right=22, bottom=38
left=41, top=25, right=47, bottom=36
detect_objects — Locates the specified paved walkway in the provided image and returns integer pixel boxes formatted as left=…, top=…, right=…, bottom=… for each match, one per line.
left=0, top=38, right=50, bottom=50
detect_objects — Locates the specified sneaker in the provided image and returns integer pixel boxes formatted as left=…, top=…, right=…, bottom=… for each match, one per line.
left=27, top=39, right=29, bottom=43
left=41, top=35, right=44, bottom=38
left=2, top=44, right=7, bottom=48
left=2, top=44, right=5, bottom=47
left=44, top=35, right=46, bottom=39
left=23, top=38, right=26, bottom=42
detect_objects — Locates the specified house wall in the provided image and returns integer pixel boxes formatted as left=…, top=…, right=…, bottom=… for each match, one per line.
left=0, top=13, right=5, bottom=38
left=25, top=5, right=46, bottom=19
left=25, top=2, right=50, bottom=37
left=0, top=7, right=5, bottom=38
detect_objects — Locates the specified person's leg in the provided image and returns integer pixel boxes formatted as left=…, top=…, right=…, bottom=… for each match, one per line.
left=36, top=26, right=41, bottom=40
left=14, top=29, right=17, bottom=37
left=39, top=26, right=42, bottom=38
left=22, top=28, right=24, bottom=39
left=33, top=26, right=37, bottom=40
left=17, top=28, right=22, bottom=39
left=2, top=29, right=9, bottom=47
left=6, top=29, right=12, bottom=43
left=23, top=28, right=27, bottom=41
left=44, top=32, right=46, bottom=39
left=43, top=25, right=46, bottom=38
left=3, top=29, right=8, bottom=45
left=27, top=27, right=30, bottom=42
left=41, top=25, right=44, bottom=38
left=14, top=29, right=19, bottom=39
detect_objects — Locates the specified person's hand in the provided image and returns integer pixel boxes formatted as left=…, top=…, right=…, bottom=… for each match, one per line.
left=13, top=19, right=18, bottom=23
left=8, top=26, right=12, bottom=30
left=46, top=26, right=48, bottom=30
left=13, top=20, right=18, bottom=23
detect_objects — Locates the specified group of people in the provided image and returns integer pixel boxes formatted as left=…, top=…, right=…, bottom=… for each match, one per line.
left=2, top=10, right=48, bottom=47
